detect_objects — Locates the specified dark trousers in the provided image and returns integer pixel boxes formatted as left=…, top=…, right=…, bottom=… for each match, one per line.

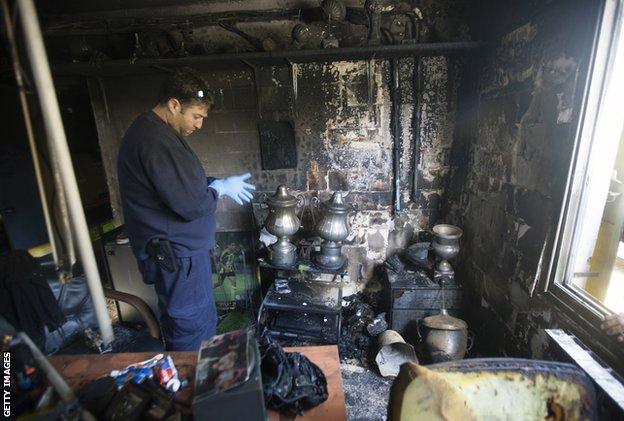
left=139, top=250, right=217, bottom=351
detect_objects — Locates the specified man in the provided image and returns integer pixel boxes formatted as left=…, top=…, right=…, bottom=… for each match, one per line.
left=117, top=68, right=255, bottom=350
left=602, top=313, right=624, bottom=342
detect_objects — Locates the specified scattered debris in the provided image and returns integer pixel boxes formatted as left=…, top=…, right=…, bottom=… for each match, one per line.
left=339, top=293, right=376, bottom=361
left=366, top=312, right=388, bottom=337
left=374, top=330, right=417, bottom=378
left=341, top=361, right=366, bottom=374
left=274, top=278, right=291, bottom=294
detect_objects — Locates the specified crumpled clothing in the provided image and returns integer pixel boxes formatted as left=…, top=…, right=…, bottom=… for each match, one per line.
left=259, top=332, right=328, bottom=415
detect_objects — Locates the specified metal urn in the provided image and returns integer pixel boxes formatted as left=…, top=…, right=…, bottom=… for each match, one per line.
left=315, top=192, right=352, bottom=269
left=420, top=309, right=468, bottom=363
left=431, top=224, right=463, bottom=275
left=264, top=185, right=301, bottom=267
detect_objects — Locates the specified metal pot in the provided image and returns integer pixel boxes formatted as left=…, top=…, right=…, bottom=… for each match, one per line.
left=315, top=192, right=352, bottom=269
left=264, top=185, right=300, bottom=267
left=420, top=309, right=468, bottom=363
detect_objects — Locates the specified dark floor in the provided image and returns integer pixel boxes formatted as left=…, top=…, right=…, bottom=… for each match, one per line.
left=341, top=361, right=392, bottom=421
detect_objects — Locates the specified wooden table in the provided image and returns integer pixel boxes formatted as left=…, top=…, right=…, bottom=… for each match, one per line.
left=48, top=345, right=347, bottom=421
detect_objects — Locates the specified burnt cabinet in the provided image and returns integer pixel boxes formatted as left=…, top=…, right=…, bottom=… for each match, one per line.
left=386, top=268, right=463, bottom=344
left=256, top=257, right=346, bottom=344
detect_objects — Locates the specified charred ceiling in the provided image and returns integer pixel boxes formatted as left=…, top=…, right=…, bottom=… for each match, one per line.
left=31, top=0, right=475, bottom=67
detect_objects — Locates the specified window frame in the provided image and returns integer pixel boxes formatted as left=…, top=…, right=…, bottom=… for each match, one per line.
left=544, top=0, right=624, bottom=359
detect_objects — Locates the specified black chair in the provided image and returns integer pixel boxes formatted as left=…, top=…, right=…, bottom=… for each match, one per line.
left=38, top=254, right=164, bottom=355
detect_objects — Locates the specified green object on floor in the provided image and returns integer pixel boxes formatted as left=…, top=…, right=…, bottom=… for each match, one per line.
left=216, top=310, right=252, bottom=334
left=89, top=219, right=119, bottom=241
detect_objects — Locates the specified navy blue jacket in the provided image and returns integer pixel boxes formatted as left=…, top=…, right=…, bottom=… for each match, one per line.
left=117, top=111, right=218, bottom=260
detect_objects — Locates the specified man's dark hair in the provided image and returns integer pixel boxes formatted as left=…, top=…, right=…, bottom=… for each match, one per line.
left=157, top=67, right=214, bottom=109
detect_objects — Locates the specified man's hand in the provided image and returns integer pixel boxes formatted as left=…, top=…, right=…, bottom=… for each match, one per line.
left=601, top=313, right=624, bottom=342
left=210, top=173, right=256, bottom=205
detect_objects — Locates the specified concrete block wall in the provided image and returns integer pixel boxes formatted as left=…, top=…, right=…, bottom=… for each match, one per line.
left=443, top=0, right=602, bottom=358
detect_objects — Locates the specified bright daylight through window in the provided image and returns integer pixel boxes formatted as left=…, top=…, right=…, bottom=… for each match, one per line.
left=552, top=0, right=624, bottom=318
left=569, top=129, right=624, bottom=313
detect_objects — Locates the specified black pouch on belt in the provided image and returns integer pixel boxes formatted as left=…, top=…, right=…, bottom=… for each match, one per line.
left=146, top=238, right=179, bottom=273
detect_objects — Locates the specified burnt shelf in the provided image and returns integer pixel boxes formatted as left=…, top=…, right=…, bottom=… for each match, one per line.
left=46, top=41, right=486, bottom=76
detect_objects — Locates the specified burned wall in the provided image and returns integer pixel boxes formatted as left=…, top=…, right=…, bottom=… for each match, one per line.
left=58, top=0, right=475, bottom=292
left=443, top=0, right=603, bottom=358
left=90, top=53, right=459, bottom=291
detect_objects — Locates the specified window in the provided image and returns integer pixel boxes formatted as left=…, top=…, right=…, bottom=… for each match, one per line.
left=548, top=1, right=624, bottom=324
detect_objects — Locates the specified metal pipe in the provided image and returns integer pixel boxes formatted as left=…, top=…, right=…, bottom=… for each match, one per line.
left=50, top=41, right=487, bottom=76
left=18, top=333, right=76, bottom=403
left=54, top=176, right=77, bottom=272
left=287, top=59, right=298, bottom=118
left=0, top=0, right=59, bottom=267
left=16, top=0, right=114, bottom=345
left=391, top=57, right=401, bottom=213
left=412, top=57, right=423, bottom=201
left=241, top=59, right=262, bottom=120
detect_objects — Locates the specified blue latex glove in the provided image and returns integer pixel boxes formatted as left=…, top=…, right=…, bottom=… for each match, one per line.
left=209, top=173, right=256, bottom=205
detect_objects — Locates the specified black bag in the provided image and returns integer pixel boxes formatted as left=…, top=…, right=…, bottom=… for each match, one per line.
left=259, top=332, right=328, bottom=415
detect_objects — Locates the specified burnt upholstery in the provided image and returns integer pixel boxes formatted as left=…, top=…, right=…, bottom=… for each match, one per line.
left=38, top=254, right=164, bottom=355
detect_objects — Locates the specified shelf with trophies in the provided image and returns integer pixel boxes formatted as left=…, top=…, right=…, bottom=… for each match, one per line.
left=254, top=186, right=356, bottom=344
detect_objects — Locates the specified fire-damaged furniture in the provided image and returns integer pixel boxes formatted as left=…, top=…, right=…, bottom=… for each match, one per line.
left=386, top=266, right=463, bottom=345
left=257, top=258, right=347, bottom=344
left=104, top=240, right=160, bottom=324
left=253, top=184, right=355, bottom=343
left=39, top=253, right=163, bottom=354
left=389, top=359, right=597, bottom=420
